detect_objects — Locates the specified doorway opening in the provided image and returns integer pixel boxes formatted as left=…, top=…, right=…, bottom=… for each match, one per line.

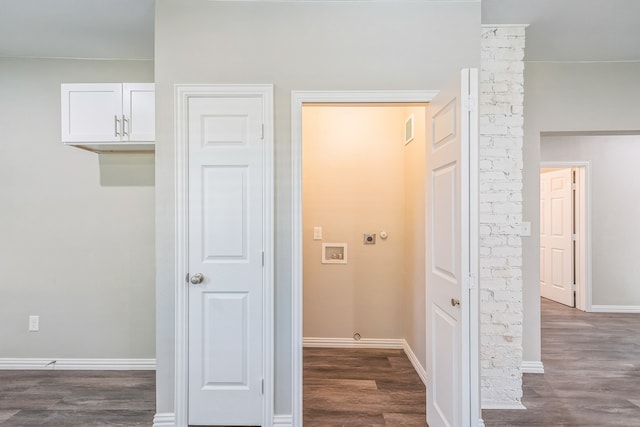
left=539, top=163, right=589, bottom=311
left=301, top=102, right=428, bottom=422
left=291, top=76, right=481, bottom=427
left=290, top=90, right=438, bottom=425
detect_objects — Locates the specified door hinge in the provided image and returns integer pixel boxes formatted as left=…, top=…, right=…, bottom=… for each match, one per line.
left=463, top=94, right=477, bottom=113
left=572, top=283, right=577, bottom=291
left=572, top=234, right=577, bottom=241
left=466, top=272, right=477, bottom=290
left=571, top=183, right=577, bottom=190
left=261, top=124, right=264, bottom=140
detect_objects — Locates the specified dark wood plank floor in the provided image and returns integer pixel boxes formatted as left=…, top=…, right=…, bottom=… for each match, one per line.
left=304, top=348, right=428, bottom=426
left=3, top=301, right=638, bottom=426
left=0, top=370, right=154, bottom=426
left=483, top=298, right=640, bottom=426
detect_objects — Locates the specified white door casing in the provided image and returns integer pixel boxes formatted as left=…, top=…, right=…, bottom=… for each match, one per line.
left=425, top=69, right=478, bottom=427
left=290, top=83, right=480, bottom=427
left=291, top=90, right=437, bottom=426
left=174, top=85, right=274, bottom=427
left=540, top=168, right=574, bottom=307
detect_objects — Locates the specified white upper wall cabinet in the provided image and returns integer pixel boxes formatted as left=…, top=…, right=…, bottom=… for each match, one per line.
left=61, top=83, right=155, bottom=152
left=123, top=84, right=155, bottom=142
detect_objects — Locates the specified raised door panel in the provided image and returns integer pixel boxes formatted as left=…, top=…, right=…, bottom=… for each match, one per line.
left=433, top=163, right=457, bottom=284
left=61, top=84, right=121, bottom=142
left=432, top=306, right=458, bottom=426
left=201, top=166, right=248, bottom=260
left=201, top=292, right=249, bottom=388
left=540, top=173, right=551, bottom=294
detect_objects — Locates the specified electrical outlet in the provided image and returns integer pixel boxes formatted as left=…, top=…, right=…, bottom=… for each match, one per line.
left=313, top=226, right=322, bottom=240
left=521, top=221, right=531, bottom=237
left=29, top=315, right=39, bottom=332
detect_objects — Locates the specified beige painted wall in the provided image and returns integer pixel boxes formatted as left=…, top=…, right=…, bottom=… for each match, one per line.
left=522, top=61, right=640, bottom=363
left=155, top=0, right=480, bottom=415
left=303, top=105, right=406, bottom=340
left=403, top=105, right=427, bottom=367
left=0, top=57, right=155, bottom=359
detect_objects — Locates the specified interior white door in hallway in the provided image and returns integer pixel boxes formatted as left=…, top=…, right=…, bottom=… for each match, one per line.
left=426, top=68, right=478, bottom=427
left=540, top=168, right=574, bottom=307
left=187, top=95, right=265, bottom=425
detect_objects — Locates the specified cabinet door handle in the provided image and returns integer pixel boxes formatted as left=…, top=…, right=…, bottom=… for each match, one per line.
left=122, top=115, right=129, bottom=137
left=114, top=115, right=121, bottom=137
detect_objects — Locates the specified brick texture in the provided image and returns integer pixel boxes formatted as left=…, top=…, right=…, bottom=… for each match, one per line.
left=479, top=25, right=526, bottom=407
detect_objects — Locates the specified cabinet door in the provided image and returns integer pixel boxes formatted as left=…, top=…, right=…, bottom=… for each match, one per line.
left=123, top=83, right=155, bottom=142
left=61, top=84, right=122, bottom=142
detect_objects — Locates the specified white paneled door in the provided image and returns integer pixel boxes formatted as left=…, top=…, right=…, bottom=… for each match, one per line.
left=187, top=96, right=265, bottom=425
left=426, top=69, right=477, bottom=427
left=540, top=168, right=574, bottom=307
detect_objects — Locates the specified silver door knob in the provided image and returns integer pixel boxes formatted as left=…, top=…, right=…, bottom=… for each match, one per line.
left=451, top=298, right=460, bottom=307
left=190, top=273, right=204, bottom=285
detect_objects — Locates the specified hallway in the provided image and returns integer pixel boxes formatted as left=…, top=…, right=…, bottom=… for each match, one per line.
left=483, top=298, right=640, bottom=426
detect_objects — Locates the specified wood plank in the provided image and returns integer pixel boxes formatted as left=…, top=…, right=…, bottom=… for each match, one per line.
left=483, top=298, right=640, bottom=426
left=304, top=347, right=428, bottom=426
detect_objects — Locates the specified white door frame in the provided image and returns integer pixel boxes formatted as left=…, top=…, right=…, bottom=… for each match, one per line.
left=291, top=89, right=480, bottom=426
left=540, top=161, right=591, bottom=311
left=173, top=84, right=274, bottom=427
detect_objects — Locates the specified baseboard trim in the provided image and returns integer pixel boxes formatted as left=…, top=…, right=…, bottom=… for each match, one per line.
left=303, top=337, right=405, bottom=349
left=402, top=340, right=427, bottom=386
left=273, top=414, right=293, bottom=427
left=152, top=412, right=289, bottom=427
left=152, top=412, right=175, bottom=427
left=0, top=358, right=156, bottom=370
left=590, top=305, right=640, bottom=313
left=521, top=360, right=544, bottom=374
left=482, top=401, right=526, bottom=410
left=478, top=418, right=486, bottom=427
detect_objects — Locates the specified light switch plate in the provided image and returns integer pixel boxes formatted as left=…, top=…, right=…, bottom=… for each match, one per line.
left=29, top=315, right=39, bottom=332
left=521, top=221, right=531, bottom=237
left=313, top=226, right=322, bottom=240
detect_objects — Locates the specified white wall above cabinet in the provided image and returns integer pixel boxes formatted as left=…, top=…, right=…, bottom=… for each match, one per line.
left=61, top=83, right=155, bottom=153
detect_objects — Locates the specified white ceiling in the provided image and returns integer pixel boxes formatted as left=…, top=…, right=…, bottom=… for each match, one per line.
left=1, top=0, right=638, bottom=62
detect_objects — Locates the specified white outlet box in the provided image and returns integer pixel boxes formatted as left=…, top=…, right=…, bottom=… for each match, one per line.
left=313, top=226, right=322, bottom=240
left=29, top=315, right=39, bottom=332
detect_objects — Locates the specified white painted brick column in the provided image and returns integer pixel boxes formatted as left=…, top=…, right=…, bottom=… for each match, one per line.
left=479, top=24, right=526, bottom=408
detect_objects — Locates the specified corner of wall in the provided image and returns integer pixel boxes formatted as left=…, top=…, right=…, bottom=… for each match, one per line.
left=479, top=24, right=526, bottom=406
